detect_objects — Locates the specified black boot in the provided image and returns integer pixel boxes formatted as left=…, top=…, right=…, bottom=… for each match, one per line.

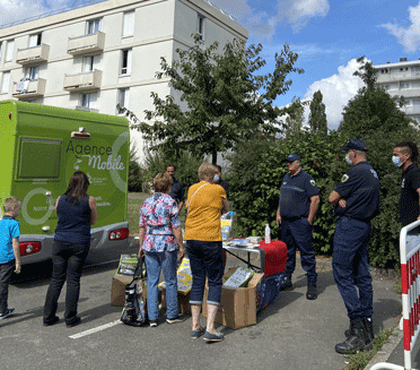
left=306, top=282, right=317, bottom=300
left=280, top=275, right=293, bottom=290
left=335, top=320, right=373, bottom=355
left=344, top=317, right=374, bottom=341
left=363, top=317, right=374, bottom=343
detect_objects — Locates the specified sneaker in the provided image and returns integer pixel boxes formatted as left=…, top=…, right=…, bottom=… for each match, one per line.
left=191, top=326, right=206, bottom=339
left=166, top=315, right=187, bottom=324
left=280, top=276, right=293, bottom=290
left=43, top=316, right=59, bottom=327
left=149, top=320, right=158, bottom=327
left=66, top=316, right=81, bottom=328
left=0, top=308, right=15, bottom=319
left=306, top=282, right=317, bottom=300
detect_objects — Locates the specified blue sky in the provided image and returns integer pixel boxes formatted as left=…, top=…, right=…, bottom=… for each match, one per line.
left=1, top=0, right=420, bottom=129
left=211, top=0, right=420, bottom=129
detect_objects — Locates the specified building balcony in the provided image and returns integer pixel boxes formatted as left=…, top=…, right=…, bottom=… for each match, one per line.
left=376, top=71, right=420, bottom=83
left=401, top=106, right=420, bottom=115
left=63, top=70, right=102, bottom=92
left=12, top=78, right=46, bottom=99
left=16, top=44, right=50, bottom=65
left=67, top=31, right=105, bottom=56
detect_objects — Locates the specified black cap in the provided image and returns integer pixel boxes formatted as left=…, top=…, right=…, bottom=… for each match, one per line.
left=340, top=139, right=368, bottom=152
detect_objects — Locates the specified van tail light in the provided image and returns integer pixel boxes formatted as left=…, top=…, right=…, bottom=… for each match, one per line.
left=19, top=242, right=42, bottom=256
left=109, top=228, right=129, bottom=241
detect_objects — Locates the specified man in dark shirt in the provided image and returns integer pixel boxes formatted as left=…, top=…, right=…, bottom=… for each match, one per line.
left=329, top=139, right=379, bottom=355
left=214, top=165, right=229, bottom=198
left=165, top=164, right=184, bottom=211
left=393, top=141, right=420, bottom=227
left=276, top=154, right=320, bottom=300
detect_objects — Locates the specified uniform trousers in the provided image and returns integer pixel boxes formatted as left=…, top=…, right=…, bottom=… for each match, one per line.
left=281, top=218, right=317, bottom=283
left=332, top=216, right=373, bottom=321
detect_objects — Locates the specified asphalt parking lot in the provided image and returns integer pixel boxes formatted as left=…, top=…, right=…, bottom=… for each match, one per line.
left=0, top=246, right=401, bottom=370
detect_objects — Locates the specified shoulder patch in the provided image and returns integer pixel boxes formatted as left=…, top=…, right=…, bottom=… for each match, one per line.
left=341, top=174, right=349, bottom=183
left=310, top=179, right=316, bottom=186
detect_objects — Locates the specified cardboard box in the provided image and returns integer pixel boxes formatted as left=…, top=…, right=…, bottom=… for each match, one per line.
left=161, top=287, right=191, bottom=316
left=111, top=274, right=147, bottom=307
left=202, top=268, right=264, bottom=329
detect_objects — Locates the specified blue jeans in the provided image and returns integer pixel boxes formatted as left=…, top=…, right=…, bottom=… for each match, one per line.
left=332, top=217, right=373, bottom=321
left=145, top=250, right=178, bottom=321
left=0, top=260, right=14, bottom=314
left=186, top=240, right=223, bottom=306
left=281, top=218, right=317, bottom=283
left=43, top=241, right=89, bottom=325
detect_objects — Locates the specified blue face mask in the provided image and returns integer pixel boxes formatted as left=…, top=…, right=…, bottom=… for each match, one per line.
left=392, top=155, right=403, bottom=168
left=213, top=175, right=220, bottom=183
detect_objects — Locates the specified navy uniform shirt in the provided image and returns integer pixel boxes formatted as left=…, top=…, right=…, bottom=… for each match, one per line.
left=168, top=177, right=184, bottom=205
left=334, top=161, right=379, bottom=222
left=279, top=170, right=319, bottom=218
left=400, top=163, right=420, bottom=226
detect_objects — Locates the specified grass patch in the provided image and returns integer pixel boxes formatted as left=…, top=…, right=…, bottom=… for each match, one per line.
left=344, top=327, right=395, bottom=370
left=127, top=193, right=187, bottom=237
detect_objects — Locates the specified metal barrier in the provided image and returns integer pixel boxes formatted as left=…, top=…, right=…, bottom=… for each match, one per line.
left=371, top=220, right=420, bottom=370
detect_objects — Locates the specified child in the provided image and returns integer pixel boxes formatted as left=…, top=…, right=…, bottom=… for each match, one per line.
left=0, top=196, right=22, bottom=319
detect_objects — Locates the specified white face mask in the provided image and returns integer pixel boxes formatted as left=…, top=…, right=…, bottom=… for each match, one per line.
left=392, top=155, right=404, bottom=168
left=213, top=174, right=220, bottom=183
left=345, top=152, right=353, bottom=165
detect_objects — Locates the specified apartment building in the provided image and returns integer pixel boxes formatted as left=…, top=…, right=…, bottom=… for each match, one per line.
left=374, top=58, right=420, bottom=124
left=0, top=0, right=248, bottom=159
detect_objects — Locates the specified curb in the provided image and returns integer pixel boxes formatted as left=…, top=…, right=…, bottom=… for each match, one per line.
left=364, top=326, right=404, bottom=370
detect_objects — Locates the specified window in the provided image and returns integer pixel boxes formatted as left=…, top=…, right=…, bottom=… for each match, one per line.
left=121, top=49, right=132, bottom=75
left=197, top=15, right=205, bottom=41
left=117, top=88, right=130, bottom=113
left=25, top=66, right=38, bottom=81
left=86, top=18, right=102, bottom=35
left=18, top=138, right=61, bottom=179
left=400, top=82, right=410, bottom=90
left=5, top=40, right=14, bottom=62
left=0, top=42, right=2, bottom=62
left=1, top=71, right=10, bottom=93
left=29, top=33, right=42, bottom=47
left=83, top=55, right=98, bottom=72
left=123, top=11, right=135, bottom=37
left=80, top=92, right=97, bottom=109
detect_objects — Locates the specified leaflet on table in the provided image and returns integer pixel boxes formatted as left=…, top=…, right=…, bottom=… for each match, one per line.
left=159, top=257, right=192, bottom=294
left=223, top=266, right=255, bottom=288
left=224, top=238, right=260, bottom=248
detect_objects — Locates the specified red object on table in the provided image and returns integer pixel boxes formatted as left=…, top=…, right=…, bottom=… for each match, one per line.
left=258, top=240, right=287, bottom=277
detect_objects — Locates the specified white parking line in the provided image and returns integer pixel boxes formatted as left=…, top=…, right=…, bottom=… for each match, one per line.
left=69, top=319, right=122, bottom=339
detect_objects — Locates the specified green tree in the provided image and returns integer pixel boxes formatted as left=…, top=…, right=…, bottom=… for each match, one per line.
left=308, top=90, right=327, bottom=135
left=339, top=57, right=411, bottom=138
left=135, top=37, right=304, bottom=164
left=128, top=141, right=142, bottom=192
left=283, top=97, right=306, bottom=137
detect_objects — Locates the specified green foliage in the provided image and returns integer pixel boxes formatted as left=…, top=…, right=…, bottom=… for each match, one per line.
left=135, top=36, right=303, bottom=164
left=227, top=130, right=344, bottom=254
left=339, top=57, right=411, bottom=138
left=128, top=142, right=142, bottom=192
left=283, top=97, right=306, bottom=137
left=141, top=146, right=204, bottom=197
left=309, top=90, right=328, bottom=135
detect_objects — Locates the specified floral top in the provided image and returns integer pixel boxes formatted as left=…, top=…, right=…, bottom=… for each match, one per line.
left=139, top=193, right=181, bottom=252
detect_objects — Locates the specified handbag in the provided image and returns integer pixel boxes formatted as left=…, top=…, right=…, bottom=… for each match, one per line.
left=120, top=256, right=148, bottom=327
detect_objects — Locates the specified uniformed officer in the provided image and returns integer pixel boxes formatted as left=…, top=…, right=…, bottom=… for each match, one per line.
left=393, top=141, right=420, bottom=227
left=276, top=154, right=320, bottom=300
left=328, top=139, right=379, bottom=355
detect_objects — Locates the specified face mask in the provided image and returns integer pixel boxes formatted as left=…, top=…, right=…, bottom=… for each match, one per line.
left=213, top=175, right=220, bottom=183
left=392, top=155, right=404, bottom=168
left=345, top=153, right=353, bottom=165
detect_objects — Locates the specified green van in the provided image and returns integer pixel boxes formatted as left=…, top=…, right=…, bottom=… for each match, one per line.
left=0, top=100, right=130, bottom=264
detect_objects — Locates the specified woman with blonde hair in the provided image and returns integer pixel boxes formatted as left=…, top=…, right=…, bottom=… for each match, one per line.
left=184, top=163, right=228, bottom=342
left=138, top=172, right=185, bottom=327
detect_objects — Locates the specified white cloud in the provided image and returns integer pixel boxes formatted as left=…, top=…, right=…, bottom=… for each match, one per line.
left=380, top=2, right=420, bottom=53
left=303, top=58, right=362, bottom=130
left=211, top=0, right=330, bottom=38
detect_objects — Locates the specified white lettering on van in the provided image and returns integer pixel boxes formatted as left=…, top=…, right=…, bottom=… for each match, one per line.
left=86, top=155, right=125, bottom=171
left=66, top=141, right=112, bottom=156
